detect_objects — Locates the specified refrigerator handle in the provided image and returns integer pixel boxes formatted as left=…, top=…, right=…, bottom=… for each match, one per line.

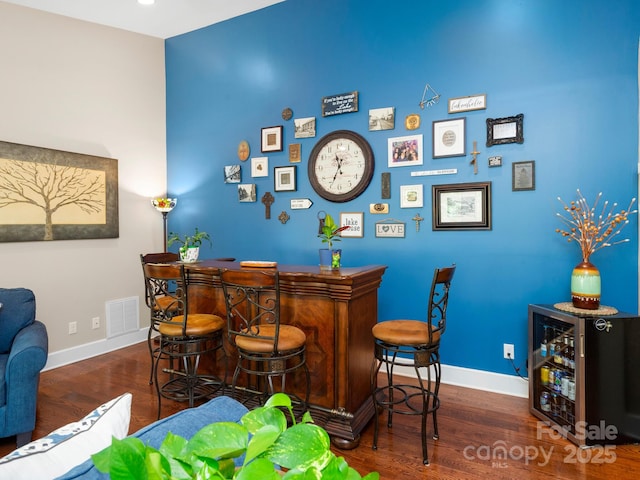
left=580, top=333, right=585, bottom=358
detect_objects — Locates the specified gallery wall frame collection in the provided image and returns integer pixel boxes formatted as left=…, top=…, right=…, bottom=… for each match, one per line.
left=224, top=89, right=530, bottom=241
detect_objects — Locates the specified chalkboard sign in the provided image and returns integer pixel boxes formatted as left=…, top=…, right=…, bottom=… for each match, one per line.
left=321, top=91, right=359, bottom=117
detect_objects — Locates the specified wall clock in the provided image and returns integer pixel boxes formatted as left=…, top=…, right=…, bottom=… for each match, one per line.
left=307, top=130, right=374, bottom=203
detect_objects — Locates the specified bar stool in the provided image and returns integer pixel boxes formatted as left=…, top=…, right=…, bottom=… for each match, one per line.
left=142, top=262, right=227, bottom=418
left=140, top=252, right=180, bottom=385
left=219, top=268, right=310, bottom=412
left=370, top=264, right=456, bottom=465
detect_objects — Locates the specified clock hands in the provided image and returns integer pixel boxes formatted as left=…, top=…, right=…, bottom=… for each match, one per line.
left=330, top=154, right=344, bottom=187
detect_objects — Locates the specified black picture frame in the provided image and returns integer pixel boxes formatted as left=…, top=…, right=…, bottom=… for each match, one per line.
left=274, top=165, right=297, bottom=192
left=512, top=160, right=535, bottom=191
left=432, top=181, right=492, bottom=230
left=261, top=125, right=284, bottom=153
left=486, top=114, right=524, bottom=147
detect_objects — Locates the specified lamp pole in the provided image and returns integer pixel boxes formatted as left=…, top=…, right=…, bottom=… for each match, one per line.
left=152, top=198, right=177, bottom=252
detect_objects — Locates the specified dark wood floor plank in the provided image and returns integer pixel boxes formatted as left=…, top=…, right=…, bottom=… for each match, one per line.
left=1, top=341, right=638, bottom=479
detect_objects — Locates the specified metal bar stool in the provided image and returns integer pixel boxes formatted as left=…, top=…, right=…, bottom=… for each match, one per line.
left=219, top=268, right=310, bottom=413
left=142, top=262, right=227, bottom=418
left=370, top=264, right=456, bottom=465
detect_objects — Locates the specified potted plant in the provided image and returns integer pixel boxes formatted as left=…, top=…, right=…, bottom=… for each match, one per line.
left=167, top=227, right=211, bottom=263
left=318, top=213, right=349, bottom=269
left=92, top=393, right=378, bottom=480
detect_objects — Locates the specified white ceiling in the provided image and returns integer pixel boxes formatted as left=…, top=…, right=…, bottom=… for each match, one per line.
left=2, top=0, right=285, bottom=39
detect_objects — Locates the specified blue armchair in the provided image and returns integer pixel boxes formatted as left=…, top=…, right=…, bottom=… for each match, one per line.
left=0, top=288, right=48, bottom=447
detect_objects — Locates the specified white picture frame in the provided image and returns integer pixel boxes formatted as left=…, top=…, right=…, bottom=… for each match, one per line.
left=387, top=134, right=423, bottom=168
left=432, top=118, right=466, bottom=158
left=251, top=157, right=269, bottom=177
left=340, top=212, right=364, bottom=238
left=400, top=184, right=424, bottom=208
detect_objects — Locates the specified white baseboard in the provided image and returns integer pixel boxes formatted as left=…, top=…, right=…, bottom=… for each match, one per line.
left=43, top=329, right=149, bottom=371
left=44, top=334, right=529, bottom=399
left=382, top=363, right=529, bottom=398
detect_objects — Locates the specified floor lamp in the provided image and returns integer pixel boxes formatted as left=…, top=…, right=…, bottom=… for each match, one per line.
left=152, top=198, right=177, bottom=252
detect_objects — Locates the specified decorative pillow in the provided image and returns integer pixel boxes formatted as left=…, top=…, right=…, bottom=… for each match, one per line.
left=0, top=392, right=131, bottom=479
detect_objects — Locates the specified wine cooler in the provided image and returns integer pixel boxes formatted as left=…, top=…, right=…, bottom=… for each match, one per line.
left=528, top=304, right=640, bottom=446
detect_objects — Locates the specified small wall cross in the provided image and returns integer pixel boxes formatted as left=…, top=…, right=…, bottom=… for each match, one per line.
left=261, top=191, right=274, bottom=219
left=470, top=141, right=480, bottom=175
left=412, top=212, right=424, bottom=232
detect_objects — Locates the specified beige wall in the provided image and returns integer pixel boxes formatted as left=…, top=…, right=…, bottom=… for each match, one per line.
left=0, top=2, right=166, bottom=365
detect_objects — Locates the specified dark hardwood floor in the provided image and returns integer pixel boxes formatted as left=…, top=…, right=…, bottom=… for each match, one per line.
left=1, top=341, right=638, bottom=479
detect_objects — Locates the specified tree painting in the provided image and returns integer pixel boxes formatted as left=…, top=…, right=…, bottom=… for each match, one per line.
left=0, top=159, right=105, bottom=240
left=0, top=141, right=118, bottom=243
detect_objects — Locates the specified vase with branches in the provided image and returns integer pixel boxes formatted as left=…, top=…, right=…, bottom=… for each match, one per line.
left=556, top=189, right=636, bottom=309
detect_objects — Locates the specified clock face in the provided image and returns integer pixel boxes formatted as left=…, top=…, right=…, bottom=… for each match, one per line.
left=308, top=130, right=374, bottom=202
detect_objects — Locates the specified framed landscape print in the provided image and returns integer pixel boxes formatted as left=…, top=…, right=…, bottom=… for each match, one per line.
left=432, top=181, right=492, bottom=230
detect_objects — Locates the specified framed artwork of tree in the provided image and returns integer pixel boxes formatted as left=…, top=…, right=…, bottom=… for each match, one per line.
left=0, top=141, right=118, bottom=242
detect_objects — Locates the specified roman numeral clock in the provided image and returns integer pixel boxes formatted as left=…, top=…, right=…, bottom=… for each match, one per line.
left=307, top=130, right=375, bottom=203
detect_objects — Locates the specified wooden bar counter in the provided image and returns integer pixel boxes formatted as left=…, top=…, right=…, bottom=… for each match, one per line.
left=185, top=259, right=387, bottom=448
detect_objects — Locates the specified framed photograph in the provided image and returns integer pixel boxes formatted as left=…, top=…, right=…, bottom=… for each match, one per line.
left=261, top=125, right=283, bottom=152
left=224, top=164, right=241, bottom=183
left=400, top=184, right=424, bottom=208
left=238, top=184, right=257, bottom=202
left=512, top=160, right=535, bottom=191
left=340, top=212, right=364, bottom=238
left=448, top=94, right=487, bottom=114
left=0, top=140, right=118, bottom=242
left=486, top=114, right=524, bottom=146
left=388, top=134, right=423, bottom=168
left=294, top=117, right=316, bottom=138
left=369, top=107, right=395, bottom=131
left=251, top=157, right=268, bottom=177
left=433, top=118, right=466, bottom=158
left=432, top=181, right=492, bottom=230
left=274, top=165, right=297, bottom=192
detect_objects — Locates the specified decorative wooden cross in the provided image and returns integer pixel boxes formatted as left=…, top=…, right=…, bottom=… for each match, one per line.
left=261, top=191, right=274, bottom=219
left=470, top=141, right=480, bottom=175
left=412, top=212, right=424, bottom=232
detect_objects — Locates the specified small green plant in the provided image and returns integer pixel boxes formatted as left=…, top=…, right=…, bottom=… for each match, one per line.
left=92, top=393, right=378, bottom=480
left=318, top=214, right=349, bottom=250
left=167, top=227, right=212, bottom=256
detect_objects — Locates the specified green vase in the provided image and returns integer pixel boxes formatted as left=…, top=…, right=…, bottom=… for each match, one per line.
left=571, top=260, right=601, bottom=310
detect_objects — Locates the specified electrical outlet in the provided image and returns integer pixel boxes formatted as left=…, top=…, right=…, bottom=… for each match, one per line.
left=503, top=343, right=514, bottom=360
left=69, top=321, right=77, bottom=335
left=92, top=317, right=100, bottom=329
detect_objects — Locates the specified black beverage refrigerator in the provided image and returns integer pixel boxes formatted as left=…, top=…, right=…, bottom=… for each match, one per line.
left=528, top=304, right=640, bottom=446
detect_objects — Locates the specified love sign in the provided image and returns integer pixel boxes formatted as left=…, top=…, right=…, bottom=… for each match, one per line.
left=375, top=220, right=406, bottom=238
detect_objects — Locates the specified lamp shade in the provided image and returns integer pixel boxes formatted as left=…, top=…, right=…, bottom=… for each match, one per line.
left=152, top=198, right=177, bottom=213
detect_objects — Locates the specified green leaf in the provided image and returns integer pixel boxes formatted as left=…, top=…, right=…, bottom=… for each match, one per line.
left=244, top=425, right=281, bottom=465
left=92, top=436, right=149, bottom=479
left=267, top=423, right=332, bottom=471
left=235, top=458, right=281, bottom=480
left=242, top=405, right=287, bottom=435
left=265, top=392, right=293, bottom=409
left=186, top=422, right=248, bottom=460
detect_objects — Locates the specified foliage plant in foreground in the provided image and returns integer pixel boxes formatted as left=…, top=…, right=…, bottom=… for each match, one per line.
left=92, top=393, right=379, bottom=479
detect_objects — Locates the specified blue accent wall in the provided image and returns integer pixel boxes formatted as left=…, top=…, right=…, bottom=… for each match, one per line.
left=166, top=0, right=640, bottom=376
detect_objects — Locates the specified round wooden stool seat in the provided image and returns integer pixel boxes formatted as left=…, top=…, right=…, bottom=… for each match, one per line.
left=236, top=324, right=307, bottom=353
left=372, top=320, right=441, bottom=346
left=158, top=314, right=225, bottom=337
